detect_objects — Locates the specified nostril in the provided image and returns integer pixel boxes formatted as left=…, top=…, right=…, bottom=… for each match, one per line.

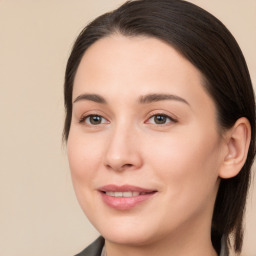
left=120, top=164, right=134, bottom=170
left=105, top=163, right=134, bottom=172
left=103, top=148, right=143, bottom=171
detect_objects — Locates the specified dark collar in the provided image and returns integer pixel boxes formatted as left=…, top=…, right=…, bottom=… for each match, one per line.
left=75, top=237, right=105, bottom=256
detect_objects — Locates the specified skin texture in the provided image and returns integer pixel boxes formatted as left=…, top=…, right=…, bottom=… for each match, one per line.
left=67, top=35, right=250, bottom=256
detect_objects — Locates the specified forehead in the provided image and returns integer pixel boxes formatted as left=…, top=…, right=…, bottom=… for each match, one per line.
left=75, top=35, right=202, bottom=81
left=73, top=35, right=213, bottom=110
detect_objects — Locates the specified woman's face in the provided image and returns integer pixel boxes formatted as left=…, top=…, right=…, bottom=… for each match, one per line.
left=68, top=35, right=226, bottom=245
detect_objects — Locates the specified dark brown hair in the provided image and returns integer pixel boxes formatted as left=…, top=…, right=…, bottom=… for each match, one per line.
left=63, top=0, right=255, bottom=253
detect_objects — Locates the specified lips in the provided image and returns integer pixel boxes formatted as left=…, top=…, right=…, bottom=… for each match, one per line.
left=98, top=184, right=157, bottom=210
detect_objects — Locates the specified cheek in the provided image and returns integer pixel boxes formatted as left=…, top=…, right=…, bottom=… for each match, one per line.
left=67, top=131, right=106, bottom=217
left=149, top=134, right=220, bottom=228
left=146, top=128, right=221, bottom=197
left=67, top=132, right=103, bottom=186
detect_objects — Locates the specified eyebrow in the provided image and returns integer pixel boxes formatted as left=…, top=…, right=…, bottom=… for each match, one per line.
left=73, top=94, right=107, bottom=104
left=139, top=93, right=189, bottom=105
left=73, top=93, right=189, bottom=106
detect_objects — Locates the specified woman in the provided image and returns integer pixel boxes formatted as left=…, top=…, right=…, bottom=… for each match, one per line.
left=63, top=0, right=255, bottom=255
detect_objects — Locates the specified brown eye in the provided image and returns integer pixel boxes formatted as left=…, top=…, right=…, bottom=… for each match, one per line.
left=154, top=115, right=168, bottom=124
left=81, top=115, right=108, bottom=125
left=89, top=115, right=102, bottom=125
left=147, top=114, right=177, bottom=125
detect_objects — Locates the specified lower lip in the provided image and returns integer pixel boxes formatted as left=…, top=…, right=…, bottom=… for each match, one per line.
left=100, top=192, right=156, bottom=210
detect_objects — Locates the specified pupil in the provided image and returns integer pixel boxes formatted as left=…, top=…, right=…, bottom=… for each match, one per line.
left=90, top=115, right=102, bottom=125
left=154, top=115, right=166, bottom=124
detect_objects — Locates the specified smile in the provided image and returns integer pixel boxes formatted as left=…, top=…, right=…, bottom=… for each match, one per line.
left=98, top=185, right=157, bottom=210
left=105, top=191, right=150, bottom=197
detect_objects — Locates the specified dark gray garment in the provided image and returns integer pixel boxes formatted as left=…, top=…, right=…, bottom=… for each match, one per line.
left=75, top=237, right=104, bottom=256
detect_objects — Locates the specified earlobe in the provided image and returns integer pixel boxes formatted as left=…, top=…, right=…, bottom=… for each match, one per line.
left=219, top=117, right=251, bottom=179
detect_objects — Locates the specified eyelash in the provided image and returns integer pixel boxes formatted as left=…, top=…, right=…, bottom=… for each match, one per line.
left=79, top=114, right=109, bottom=125
left=146, top=113, right=177, bottom=125
left=79, top=113, right=177, bottom=126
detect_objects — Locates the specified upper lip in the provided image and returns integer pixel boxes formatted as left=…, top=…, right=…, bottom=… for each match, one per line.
left=98, top=184, right=157, bottom=193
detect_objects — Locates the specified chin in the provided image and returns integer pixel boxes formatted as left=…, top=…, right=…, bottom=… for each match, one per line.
left=104, top=233, right=153, bottom=246
left=97, top=224, right=160, bottom=246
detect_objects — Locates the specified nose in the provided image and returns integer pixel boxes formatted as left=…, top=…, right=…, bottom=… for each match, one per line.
left=103, top=124, right=143, bottom=172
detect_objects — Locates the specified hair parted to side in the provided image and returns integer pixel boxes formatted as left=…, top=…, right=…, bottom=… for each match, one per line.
left=63, top=0, right=255, bottom=253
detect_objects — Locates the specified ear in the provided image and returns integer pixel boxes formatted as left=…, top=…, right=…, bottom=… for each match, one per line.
left=219, top=117, right=251, bottom=179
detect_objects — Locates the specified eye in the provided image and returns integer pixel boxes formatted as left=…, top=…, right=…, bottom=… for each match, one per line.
left=80, top=115, right=109, bottom=125
left=147, top=114, right=176, bottom=125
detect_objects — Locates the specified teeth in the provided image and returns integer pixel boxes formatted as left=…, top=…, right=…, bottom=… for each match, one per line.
left=123, top=192, right=133, bottom=197
left=105, top=191, right=140, bottom=197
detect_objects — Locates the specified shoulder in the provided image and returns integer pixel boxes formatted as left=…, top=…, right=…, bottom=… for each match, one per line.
left=75, top=237, right=105, bottom=256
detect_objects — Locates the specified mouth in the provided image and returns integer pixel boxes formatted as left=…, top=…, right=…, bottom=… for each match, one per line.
left=98, top=184, right=157, bottom=210
left=103, top=191, right=154, bottom=197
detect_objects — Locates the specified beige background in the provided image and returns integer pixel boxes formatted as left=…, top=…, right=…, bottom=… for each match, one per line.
left=0, top=1, right=255, bottom=255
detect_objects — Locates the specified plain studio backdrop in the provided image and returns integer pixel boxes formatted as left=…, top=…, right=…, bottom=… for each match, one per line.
left=0, top=1, right=255, bottom=255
